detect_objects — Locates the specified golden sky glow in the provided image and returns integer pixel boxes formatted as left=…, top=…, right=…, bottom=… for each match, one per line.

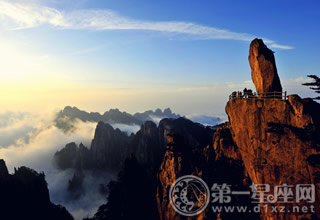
left=0, top=35, right=228, bottom=115
left=0, top=1, right=315, bottom=116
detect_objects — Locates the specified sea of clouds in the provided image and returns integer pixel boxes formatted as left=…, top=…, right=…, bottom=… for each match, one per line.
left=0, top=111, right=105, bottom=219
left=0, top=109, right=224, bottom=219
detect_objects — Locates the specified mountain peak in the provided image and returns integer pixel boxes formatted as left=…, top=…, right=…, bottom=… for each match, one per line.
left=249, top=38, right=282, bottom=94
left=0, top=159, right=9, bottom=177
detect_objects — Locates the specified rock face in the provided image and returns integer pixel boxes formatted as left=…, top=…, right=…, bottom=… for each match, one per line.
left=156, top=131, right=207, bottom=220
left=226, top=89, right=320, bottom=219
left=129, top=121, right=162, bottom=173
left=249, top=38, right=282, bottom=94
left=156, top=117, right=215, bottom=213
left=224, top=39, right=320, bottom=220
left=0, top=159, right=73, bottom=220
left=156, top=122, right=257, bottom=220
left=90, top=121, right=130, bottom=171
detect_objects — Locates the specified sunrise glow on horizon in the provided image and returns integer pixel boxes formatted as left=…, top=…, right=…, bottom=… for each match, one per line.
left=0, top=0, right=319, bottom=115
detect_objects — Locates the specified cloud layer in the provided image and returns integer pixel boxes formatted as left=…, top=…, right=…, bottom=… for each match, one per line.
left=0, top=113, right=96, bottom=170
left=0, top=112, right=99, bottom=219
left=0, top=110, right=148, bottom=219
left=0, top=0, right=293, bottom=49
left=186, top=114, right=224, bottom=126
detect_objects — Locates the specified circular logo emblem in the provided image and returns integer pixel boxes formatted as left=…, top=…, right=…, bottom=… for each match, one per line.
left=169, top=175, right=210, bottom=216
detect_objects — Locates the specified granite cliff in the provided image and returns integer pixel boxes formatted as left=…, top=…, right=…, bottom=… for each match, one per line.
left=156, top=123, right=258, bottom=220
left=249, top=38, right=282, bottom=94
left=226, top=94, right=320, bottom=219
left=155, top=39, right=319, bottom=220
left=226, top=39, right=320, bottom=219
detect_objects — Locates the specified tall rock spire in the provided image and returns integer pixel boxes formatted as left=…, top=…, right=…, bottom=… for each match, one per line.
left=249, top=38, right=282, bottom=94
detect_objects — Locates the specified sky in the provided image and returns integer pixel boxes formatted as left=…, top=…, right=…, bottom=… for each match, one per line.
left=0, top=0, right=319, bottom=116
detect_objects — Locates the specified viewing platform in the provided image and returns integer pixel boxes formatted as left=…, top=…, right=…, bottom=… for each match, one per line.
left=229, top=91, right=288, bottom=100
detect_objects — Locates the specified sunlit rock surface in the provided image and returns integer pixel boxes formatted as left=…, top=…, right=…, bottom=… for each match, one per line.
left=249, top=38, right=282, bottom=94
left=226, top=94, right=320, bottom=219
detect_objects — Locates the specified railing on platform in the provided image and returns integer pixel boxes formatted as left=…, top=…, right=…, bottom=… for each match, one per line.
left=229, top=91, right=287, bottom=100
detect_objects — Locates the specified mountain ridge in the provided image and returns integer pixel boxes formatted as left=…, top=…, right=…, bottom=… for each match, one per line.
left=54, top=106, right=221, bottom=132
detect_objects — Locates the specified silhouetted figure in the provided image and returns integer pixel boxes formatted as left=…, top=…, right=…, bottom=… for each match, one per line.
left=243, top=88, right=248, bottom=98
left=247, top=89, right=253, bottom=98
left=231, top=91, right=237, bottom=99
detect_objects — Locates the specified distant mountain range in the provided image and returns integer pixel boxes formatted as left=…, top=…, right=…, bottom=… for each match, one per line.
left=54, top=106, right=221, bottom=132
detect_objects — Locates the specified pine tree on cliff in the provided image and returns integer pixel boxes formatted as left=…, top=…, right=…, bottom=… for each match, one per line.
left=302, top=75, right=320, bottom=100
